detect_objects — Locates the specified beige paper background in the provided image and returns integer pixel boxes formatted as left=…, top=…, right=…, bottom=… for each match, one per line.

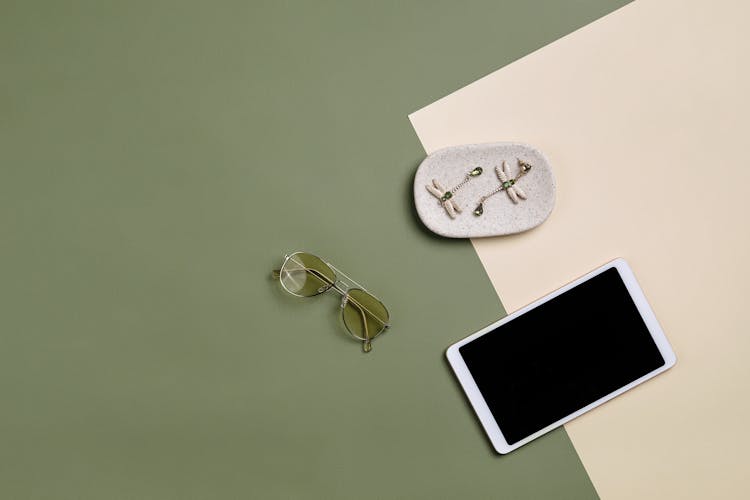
left=410, top=0, right=750, bottom=497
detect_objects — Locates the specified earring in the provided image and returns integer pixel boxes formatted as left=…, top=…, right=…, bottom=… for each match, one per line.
left=426, top=167, right=483, bottom=218
left=473, top=159, right=532, bottom=216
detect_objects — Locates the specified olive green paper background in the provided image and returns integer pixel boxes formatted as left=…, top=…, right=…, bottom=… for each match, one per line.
left=1, top=1, right=627, bottom=498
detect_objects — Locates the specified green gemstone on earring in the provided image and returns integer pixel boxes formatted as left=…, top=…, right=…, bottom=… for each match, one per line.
left=473, top=204, right=483, bottom=216
left=441, top=191, right=452, bottom=201
left=502, top=181, right=510, bottom=189
left=469, top=167, right=483, bottom=176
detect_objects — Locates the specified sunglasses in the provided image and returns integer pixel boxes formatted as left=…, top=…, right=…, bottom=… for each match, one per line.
left=272, top=252, right=391, bottom=353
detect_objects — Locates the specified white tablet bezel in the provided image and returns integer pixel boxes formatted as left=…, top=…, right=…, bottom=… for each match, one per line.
left=446, top=258, right=676, bottom=454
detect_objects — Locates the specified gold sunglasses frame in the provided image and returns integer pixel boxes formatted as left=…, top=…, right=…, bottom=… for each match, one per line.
left=272, top=251, right=391, bottom=353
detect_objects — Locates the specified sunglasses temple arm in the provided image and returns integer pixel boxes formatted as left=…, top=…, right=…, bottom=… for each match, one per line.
left=362, top=327, right=372, bottom=353
left=271, top=269, right=281, bottom=279
left=361, top=314, right=372, bottom=353
left=347, top=299, right=372, bottom=353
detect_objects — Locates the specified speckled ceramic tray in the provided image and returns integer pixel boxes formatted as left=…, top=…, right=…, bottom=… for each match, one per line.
left=414, top=142, right=555, bottom=238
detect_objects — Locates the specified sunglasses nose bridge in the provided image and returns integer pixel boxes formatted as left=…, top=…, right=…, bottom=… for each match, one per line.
left=330, top=280, right=350, bottom=302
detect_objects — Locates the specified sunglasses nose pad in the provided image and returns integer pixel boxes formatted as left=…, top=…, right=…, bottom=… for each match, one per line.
left=339, top=295, right=348, bottom=309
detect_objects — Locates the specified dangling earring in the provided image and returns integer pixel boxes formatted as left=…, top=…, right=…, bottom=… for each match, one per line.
left=473, top=159, right=532, bottom=216
left=426, top=167, right=483, bottom=219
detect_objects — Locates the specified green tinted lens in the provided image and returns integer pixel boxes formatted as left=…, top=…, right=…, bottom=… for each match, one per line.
left=279, top=252, right=336, bottom=297
left=342, top=289, right=390, bottom=342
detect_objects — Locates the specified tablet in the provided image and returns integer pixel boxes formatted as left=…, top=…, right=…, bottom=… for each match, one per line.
left=446, top=259, right=676, bottom=454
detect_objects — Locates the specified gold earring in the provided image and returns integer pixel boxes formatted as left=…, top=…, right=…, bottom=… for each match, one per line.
left=474, top=159, right=532, bottom=216
left=425, top=167, right=483, bottom=219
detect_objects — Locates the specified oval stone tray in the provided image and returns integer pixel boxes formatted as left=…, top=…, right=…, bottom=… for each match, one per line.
left=413, top=142, right=555, bottom=238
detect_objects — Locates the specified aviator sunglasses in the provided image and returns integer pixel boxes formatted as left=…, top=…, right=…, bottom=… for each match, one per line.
left=272, top=252, right=391, bottom=353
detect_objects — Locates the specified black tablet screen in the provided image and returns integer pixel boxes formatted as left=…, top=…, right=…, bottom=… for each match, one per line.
left=458, top=268, right=665, bottom=445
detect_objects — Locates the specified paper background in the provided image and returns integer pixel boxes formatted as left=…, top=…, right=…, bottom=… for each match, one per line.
left=411, top=0, right=750, bottom=497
